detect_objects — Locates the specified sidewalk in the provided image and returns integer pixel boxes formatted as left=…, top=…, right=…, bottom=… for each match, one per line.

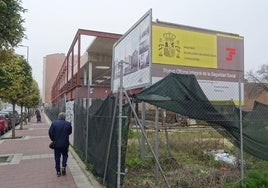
left=0, top=112, right=102, bottom=188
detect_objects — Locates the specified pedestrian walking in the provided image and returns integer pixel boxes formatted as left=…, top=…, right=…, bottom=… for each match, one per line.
left=48, top=112, right=72, bottom=177
left=35, top=109, right=41, bottom=122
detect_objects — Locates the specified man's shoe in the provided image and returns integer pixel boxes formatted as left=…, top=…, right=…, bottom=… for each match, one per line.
left=57, top=171, right=61, bottom=177
left=62, top=167, right=66, bottom=176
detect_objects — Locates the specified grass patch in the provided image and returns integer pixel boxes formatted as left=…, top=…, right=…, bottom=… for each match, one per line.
left=123, top=127, right=261, bottom=187
left=72, top=126, right=268, bottom=187
left=243, top=170, right=268, bottom=187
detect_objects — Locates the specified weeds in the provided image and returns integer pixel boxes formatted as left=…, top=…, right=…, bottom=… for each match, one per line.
left=74, top=124, right=268, bottom=187
left=123, top=127, right=250, bottom=187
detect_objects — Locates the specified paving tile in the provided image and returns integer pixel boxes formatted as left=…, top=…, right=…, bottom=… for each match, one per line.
left=0, top=113, right=99, bottom=188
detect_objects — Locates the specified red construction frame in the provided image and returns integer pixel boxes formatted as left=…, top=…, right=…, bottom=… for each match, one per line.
left=51, top=29, right=121, bottom=105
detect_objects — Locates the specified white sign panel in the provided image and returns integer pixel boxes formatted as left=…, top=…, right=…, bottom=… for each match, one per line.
left=66, top=100, right=74, bottom=145
left=112, top=9, right=152, bottom=93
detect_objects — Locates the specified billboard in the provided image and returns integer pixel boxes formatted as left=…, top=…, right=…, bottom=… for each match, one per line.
left=151, top=23, right=244, bottom=104
left=112, top=9, right=152, bottom=93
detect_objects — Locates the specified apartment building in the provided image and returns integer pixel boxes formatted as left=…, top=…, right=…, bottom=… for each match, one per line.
left=42, top=53, right=65, bottom=104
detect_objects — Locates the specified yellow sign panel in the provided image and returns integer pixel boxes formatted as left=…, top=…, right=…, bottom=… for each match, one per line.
left=152, top=25, right=217, bottom=68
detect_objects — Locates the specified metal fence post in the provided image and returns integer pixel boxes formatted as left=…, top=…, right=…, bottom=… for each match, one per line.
left=141, top=101, right=146, bottom=161
left=86, top=79, right=90, bottom=162
left=155, top=107, right=159, bottom=184
left=239, top=77, right=244, bottom=184
left=117, top=60, right=123, bottom=188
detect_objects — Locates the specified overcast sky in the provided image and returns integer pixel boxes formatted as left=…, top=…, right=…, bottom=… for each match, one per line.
left=16, top=0, right=268, bottom=91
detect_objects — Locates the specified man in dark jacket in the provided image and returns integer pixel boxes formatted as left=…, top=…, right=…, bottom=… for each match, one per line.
left=48, top=112, right=72, bottom=177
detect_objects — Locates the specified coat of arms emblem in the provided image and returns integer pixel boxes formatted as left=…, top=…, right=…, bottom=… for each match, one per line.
left=158, top=32, right=180, bottom=58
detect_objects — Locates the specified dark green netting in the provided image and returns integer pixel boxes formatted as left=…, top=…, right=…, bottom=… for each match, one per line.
left=135, top=72, right=268, bottom=160
left=87, top=95, right=131, bottom=187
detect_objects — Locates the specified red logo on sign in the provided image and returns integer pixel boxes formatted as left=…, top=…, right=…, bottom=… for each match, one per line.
left=226, top=48, right=236, bottom=61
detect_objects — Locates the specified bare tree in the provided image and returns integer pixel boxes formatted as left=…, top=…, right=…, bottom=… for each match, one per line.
left=246, top=64, right=268, bottom=97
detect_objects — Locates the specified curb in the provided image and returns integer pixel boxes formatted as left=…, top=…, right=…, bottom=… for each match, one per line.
left=69, top=146, right=103, bottom=188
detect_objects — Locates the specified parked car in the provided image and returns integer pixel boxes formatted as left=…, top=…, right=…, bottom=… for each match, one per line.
left=0, top=110, right=20, bottom=126
left=0, top=115, right=9, bottom=135
left=0, top=112, right=12, bottom=130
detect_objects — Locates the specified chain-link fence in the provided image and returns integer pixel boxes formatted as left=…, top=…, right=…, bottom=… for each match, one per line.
left=123, top=73, right=268, bottom=187
left=45, top=73, right=268, bottom=187
left=45, top=97, right=65, bottom=121
left=123, top=104, right=242, bottom=187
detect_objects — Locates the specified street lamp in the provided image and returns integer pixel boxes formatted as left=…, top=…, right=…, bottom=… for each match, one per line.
left=18, top=45, right=29, bottom=129
left=18, top=45, right=29, bottom=63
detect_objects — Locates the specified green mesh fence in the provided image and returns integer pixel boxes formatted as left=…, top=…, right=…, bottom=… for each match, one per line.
left=75, top=95, right=131, bottom=187
left=135, top=73, right=268, bottom=161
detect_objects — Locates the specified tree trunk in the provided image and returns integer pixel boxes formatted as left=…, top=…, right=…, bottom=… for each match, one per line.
left=20, top=106, right=23, bottom=130
left=11, top=103, right=16, bottom=139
